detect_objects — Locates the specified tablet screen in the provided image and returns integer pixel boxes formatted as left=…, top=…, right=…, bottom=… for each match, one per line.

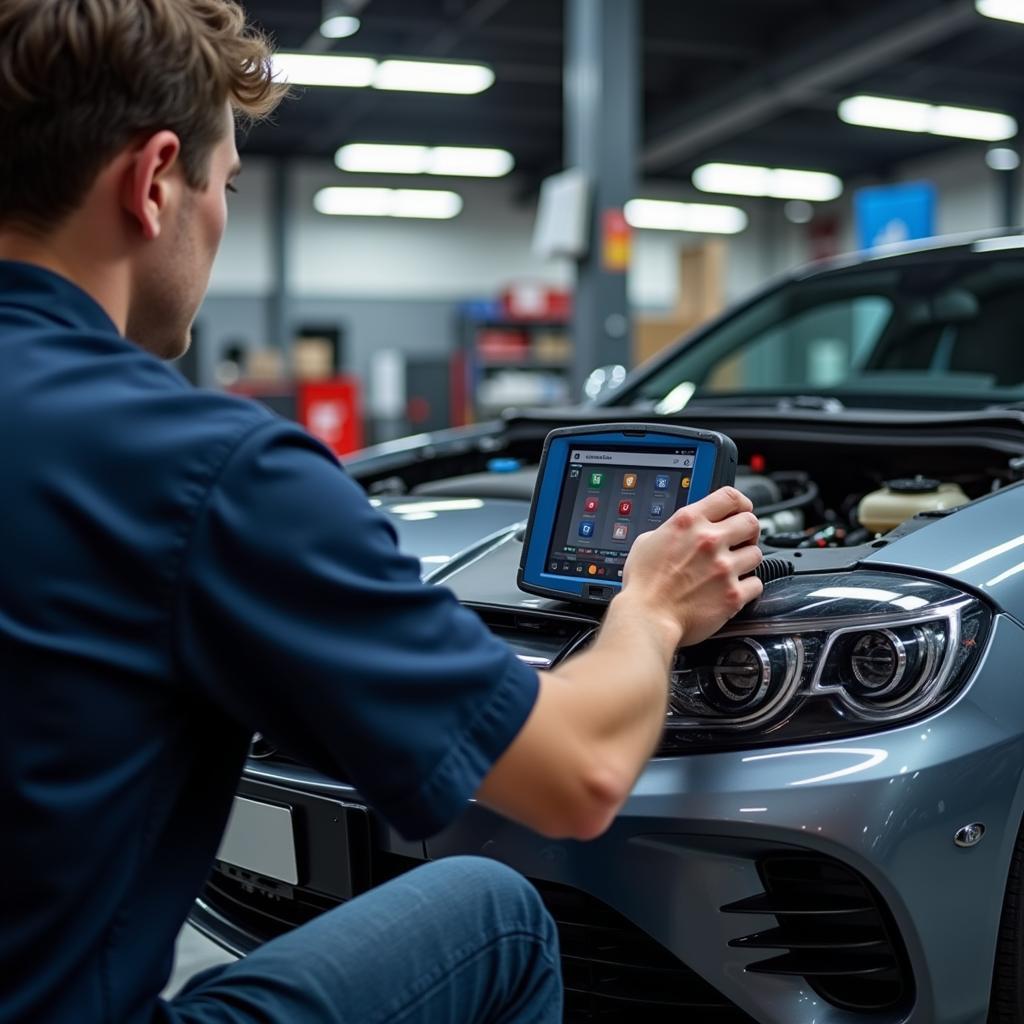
left=545, top=444, right=699, bottom=581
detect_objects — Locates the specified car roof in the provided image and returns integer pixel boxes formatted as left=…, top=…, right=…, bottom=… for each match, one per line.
left=795, top=228, right=1024, bottom=282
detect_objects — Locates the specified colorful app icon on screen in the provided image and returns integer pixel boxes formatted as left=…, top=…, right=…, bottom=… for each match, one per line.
left=578, top=520, right=595, bottom=538
left=618, top=500, right=632, bottom=516
left=611, top=522, right=630, bottom=541
left=589, top=472, right=604, bottom=488
left=584, top=497, right=599, bottom=513
left=654, top=474, right=670, bottom=491
left=623, top=473, right=638, bottom=489
left=650, top=502, right=664, bottom=517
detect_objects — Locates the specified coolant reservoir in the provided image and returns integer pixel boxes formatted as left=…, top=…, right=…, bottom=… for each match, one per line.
left=858, top=477, right=968, bottom=535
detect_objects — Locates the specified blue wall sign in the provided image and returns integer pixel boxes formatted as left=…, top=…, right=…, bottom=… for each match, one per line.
left=854, top=181, right=937, bottom=250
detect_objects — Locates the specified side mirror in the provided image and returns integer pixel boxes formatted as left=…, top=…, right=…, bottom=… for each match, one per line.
left=582, top=364, right=628, bottom=403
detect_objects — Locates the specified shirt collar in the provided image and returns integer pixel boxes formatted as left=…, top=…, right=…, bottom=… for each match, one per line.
left=0, top=260, right=120, bottom=336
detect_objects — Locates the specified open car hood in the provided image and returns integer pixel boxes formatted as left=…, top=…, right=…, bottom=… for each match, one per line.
left=376, top=496, right=528, bottom=578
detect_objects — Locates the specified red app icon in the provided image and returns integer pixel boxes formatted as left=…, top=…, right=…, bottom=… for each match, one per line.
left=584, top=497, right=599, bottom=513
left=618, top=500, right=632, bottom=516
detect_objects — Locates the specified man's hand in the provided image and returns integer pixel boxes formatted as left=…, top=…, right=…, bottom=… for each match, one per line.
left=620, top=486, right=764, bottom=648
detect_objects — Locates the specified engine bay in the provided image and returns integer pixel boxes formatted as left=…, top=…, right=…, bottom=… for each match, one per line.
left=353, top=405, right=1024, bottom=586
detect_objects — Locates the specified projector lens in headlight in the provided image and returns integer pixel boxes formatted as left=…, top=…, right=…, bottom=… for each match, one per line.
left=671, top=636, right=801, bottom=722
left=850, top=630, right=905, bottom=693
left=708, top=639, right=771, bottom=709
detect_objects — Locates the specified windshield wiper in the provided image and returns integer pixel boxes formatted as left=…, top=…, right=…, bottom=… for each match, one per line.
left=774, top=395, right=845, bottom=413
left=666, top=393, right=846, bottom=413
left=637, top=392, right=848, bottom=413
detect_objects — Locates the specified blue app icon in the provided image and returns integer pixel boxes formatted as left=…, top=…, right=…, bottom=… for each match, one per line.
left=578, top=520, right=595, bottom=538
left=655, top=474, right=670, bottom=491
left=650, top=502, right=664, bottom=517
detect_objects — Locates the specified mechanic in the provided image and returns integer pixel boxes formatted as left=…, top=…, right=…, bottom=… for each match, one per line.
left=0, top=2, right=764, bottom=1023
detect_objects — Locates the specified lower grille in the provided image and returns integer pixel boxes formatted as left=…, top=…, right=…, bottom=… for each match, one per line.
left=202, top=861, right=754, bottom=1023
left=534, top=878, right=756, bottom=1023
left=722, top=853, right=913, bottom=1013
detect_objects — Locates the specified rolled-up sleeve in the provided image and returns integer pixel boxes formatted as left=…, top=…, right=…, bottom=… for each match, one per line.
left=173, top=421, right=538, bottom=839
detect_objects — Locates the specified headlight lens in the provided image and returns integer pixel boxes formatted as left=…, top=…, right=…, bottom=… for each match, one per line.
left=819, top=622, right=946, bottom=714
left=672, top=636, right=801, bottom=721
left=710, top=639, right=772, bottom=708
left=660, top=573, right=990, bottom=752
left=849, top=630, right=905, bottom=693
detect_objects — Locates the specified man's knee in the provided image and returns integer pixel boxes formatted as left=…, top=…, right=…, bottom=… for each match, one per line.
left=413, top=856, right=557, bottom=945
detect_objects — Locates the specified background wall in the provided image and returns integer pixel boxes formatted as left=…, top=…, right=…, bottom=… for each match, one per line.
left=194, top=151, right=1021, bottom=390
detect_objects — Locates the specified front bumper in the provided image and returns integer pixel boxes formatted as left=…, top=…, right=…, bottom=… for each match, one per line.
left=193, top=614, right=1024, bottom=1024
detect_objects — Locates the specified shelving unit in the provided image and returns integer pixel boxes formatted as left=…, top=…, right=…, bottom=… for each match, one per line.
left=457, top=312, right=574, bottom=423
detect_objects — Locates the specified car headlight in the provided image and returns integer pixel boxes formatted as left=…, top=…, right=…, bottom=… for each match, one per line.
left=660, top=571, right=991, bottom=752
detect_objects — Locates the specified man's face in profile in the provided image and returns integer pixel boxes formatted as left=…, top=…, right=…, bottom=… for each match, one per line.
left=127, top=104, right=240, bottom=360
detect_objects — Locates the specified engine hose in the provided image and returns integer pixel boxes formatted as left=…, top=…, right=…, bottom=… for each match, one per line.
left=754, top=477, right=820, bottom=518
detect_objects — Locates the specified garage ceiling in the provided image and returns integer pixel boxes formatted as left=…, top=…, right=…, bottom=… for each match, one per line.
left=239, top=0, right=1024, bottom=193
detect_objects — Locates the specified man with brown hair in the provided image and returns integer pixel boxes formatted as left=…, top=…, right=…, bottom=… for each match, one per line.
left=0, top=2, right=762, bottom=1022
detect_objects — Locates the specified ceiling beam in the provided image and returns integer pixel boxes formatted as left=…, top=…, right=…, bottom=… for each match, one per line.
left=306, top=0, right=516, bottom=151
left=642, top=0, right=979, bottom=174
left=419, top=0, right=514, bottom=56
left=875, top=58, right=1024, bottom=107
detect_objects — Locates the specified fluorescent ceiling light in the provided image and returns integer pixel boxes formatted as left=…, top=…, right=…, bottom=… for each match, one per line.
left=987, top=146, right=1021, bottom=171
left=335, top=143, right=514, bottom=177
left=429, top=146, right=514, bottom=176
left=337, top=144, right=431, bottom=173
left=624, top=199, right=747, bottom=234
left=272, top=53, right=376, bottom=88
left=838, top=95, right=1017, bottom=142
left=272, top=53, right=495, bottom=95
left=391, top=189, right=464, bottom=218
left=314, top=187, right=463, bottom=219
left=374, top=59, right=494, bottom=94
left=320, top=15, right=361, bottom=39
left=314, top=187, right=393, bottom=216
left=693, top=162, right=843, bottom=201
left=976, top=0, right=1024, bottom=24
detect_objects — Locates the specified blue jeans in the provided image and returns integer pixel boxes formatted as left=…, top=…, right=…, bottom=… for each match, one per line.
left=166, top=857, right=563, bottom=1023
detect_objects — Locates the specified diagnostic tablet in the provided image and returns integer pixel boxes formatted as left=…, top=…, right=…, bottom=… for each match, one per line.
left=518, top=423, right=738, bottom=605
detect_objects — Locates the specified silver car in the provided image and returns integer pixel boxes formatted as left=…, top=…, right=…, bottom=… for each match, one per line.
left=192, top=231, right=1024, bottom=1024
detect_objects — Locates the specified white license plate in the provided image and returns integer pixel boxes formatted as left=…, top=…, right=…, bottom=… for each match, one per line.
left=216, top=796, right=298, bottom=885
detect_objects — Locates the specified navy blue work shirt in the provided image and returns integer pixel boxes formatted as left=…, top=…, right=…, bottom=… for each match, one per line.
left=0, top=261, right=539, bottom=1024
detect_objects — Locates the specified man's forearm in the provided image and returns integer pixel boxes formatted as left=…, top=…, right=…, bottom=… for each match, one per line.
left=543, top=591, right=681, bottom=792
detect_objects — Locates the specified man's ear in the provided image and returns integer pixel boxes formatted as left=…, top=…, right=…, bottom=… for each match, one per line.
left=121, top=131, right=183, bottom=242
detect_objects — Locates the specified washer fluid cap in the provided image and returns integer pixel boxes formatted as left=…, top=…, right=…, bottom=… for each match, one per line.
left=487, top=458, right=522, bottom=473
left=858, top=480, right=969, bottom=534
left=885, top=476, right=942, bottom=494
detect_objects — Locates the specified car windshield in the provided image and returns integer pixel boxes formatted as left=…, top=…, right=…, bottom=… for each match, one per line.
left=624, top=254, right=1024, bottom=411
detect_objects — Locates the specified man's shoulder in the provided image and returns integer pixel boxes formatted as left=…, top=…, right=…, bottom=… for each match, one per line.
left=10, top=317, right=277, bottom=444
left=2, top=318, right=301, bottom=498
